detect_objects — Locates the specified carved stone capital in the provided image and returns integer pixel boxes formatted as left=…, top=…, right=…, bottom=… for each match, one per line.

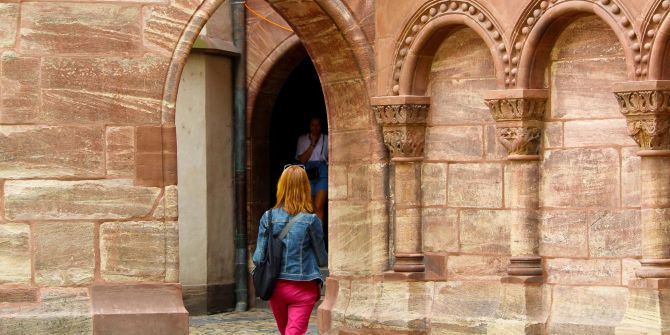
left=372, top=96, right=430, bottom=159
left=613, top=81, right=670, bottom=150
left=484, top=90, right=548, bottom=157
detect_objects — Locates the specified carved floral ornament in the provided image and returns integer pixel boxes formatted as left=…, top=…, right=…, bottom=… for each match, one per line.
left=373, top=103, right=430, bottom=159
left=614, top=82, right=670, bottom=150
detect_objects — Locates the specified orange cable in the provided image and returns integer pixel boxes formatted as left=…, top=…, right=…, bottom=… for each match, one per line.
left=245, top=3, right=294, bottom=32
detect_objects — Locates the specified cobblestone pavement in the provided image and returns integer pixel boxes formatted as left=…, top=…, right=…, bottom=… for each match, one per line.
left=189, top=309, right=318, bottom=335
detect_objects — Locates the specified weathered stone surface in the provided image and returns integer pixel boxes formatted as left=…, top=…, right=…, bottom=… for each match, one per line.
left=153, top=185, right=178, bottom=220
left=165, top=221, right=179, bottom=283
left=504, top=161, right=540, bottom=209
left=616, top=288, right=670, bottom=334
left=0, top=224, right=30, bottom=284
left=367, top=162, right=388, bottom=201
left=395, top=207, right=421, bottom=254
left=0, top=288, right=92, bottom=335
left=550, top=58, right=627, bottom=119
left=0, top=286, right=38, bottom=304
left=622, top=258, right=641, bottom=286
left=589, top=210, right=641, bottom=257
left=324, top=80, right=371, bottom=131
left=347, top=164, right=369, bottom=200
left=543, top=121, right=563, bottom=149
left=100, top=221, right=168, bottom=282
left=394, top=162, right=420, bottom=206
left=1, top=53, right=40, bottom=123
left=426, top=126, right=483, bottom=161
left=430, top=79, right=496, bottom=125
left=548, top=286, right=628, bottom=334
left=540, top=210, right=588, bottom=257
left=546, top=258, right=621, bottom=285
left=622, top=147, right=640, bottom=207
left=0, top=5, right=18, bottom=49
left=421, top=163, right=446, bottom=206
left=431, top=281, right=501, bottom=333
left=20, top=4, right=141, bottom=54
left=328, top=201, right=370, bottom=275
left=541, top=148, right=620, bottom=208
left=329, top=164, right=348, bottom=200
left=342, top=279, right=381, bottom=328
left=5, top=180, right=161, bottom=220
left=41, top=55, right=167, bottom=124
left=372, top=281, right=433, bottom=332
left=144, top=3, right=199, bottom=54
left=0, top=126, right=104, bottom=178
left=35, top=222, right=94, bottom=286
left=431, top=26, right=495, bottom=79
left=422, top=208, right=458, bottom=253
left=106, top=127, right=135, bottom=178
left=447, top=255, right=509, bottom=281
left=448, top=163, right=502, bottom=208
left=641, top=157, right=670, bottom=208
left=641, top=208, right=670, bottom=259
left=460, top=210, right=510, bottom=254
left=485, top=124, right=508, bottom=160
left=563, top=119, right=634, bottom=147
left=487, top=283, right=551, bottom=334
left=551, top=15, right=625, bottom=61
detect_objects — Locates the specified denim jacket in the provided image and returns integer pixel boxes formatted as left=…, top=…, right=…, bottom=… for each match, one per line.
left=252, top=208, right=328, bottom=283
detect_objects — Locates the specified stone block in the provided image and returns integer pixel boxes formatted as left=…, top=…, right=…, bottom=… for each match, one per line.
left=144, top=5, right=195, bottom=54
left=448, top=163, right=502, bottom=208
left=431, top=281, right=501, bottom=333
left=41, top=55, right=167, bottom=124
left=342, top=279, right=381, bottom=328
left=394, top=162, right=420, bottom=206
left=329, top=129, right=374, bottom=163
left=366, top=200, right=389, bottom=273
left=622, top=258, right=641, bottom=286
left=622, top=147, right=640, bottom=208
left=504, top=161, right=540, bottom=209
left=552, top=15, right=625, bottom=61
left=34, top=222, right=94, bottom=286
left=546, top=258, right=621, bottom=285
left=328, top=201, right=370, bottom=275
left=548, top=286, right=628, bottom=334
left=0, top=288, right=92, bottom=334
left=615, top=288, right=670, bottom=334
left=394, top=207, right=421, bottom=254
left=426, top=126, right=483, bottom=161
left=100, top=221, right=168, bottom=282
left=372, top=281, right=433, bottom=332
left=429, top=78, right=496, bottom=125
left=20, top=3, right=141, bottom=54
left=329, top=164, right=348, bottom=200
left=0, top=126, right=104, bottom=178
left=5, top=179, right=161, bottom=220
left=0, top=53, right=40, bottom=123
left=550, top=57, right=627, bottom=120
left=460, top=210, right=510, bottom=254
left=322, top=80, right=370, bottom=131
left=563, top=119, right=634, bottom=147
left=641, top=157, right=670, bottom=208
left=541, top=148, right=620, bottom=208
left=153, top=185, right=178, bottom=220
left=368, top=162, right=388, bottom=201
left=421, top=163, right=446, bottom=206
left=431, top=26, right=495, bottom=79
left=0, top=286, right=38, bottom=304
left=106, top=127, right=135, bottom=178
left=0, top=224, right=30, bottom=284
left=487, top=282, right=551, bottom=334
left=165, top=221, right=179, bottom=283
left=641, top=208, right=670, bottom=259
left=347, top=164, right=369, bottom=200
left=543, top=121, right=563, bottom=149
left=0, top=5, right=18, bottom=49
left=422, top=207, right=458, bottom=253
left=447, top=255, right=509, bottom=281
left=589, top=210, right=641, bottom=257
left=540, top=210, right=588, bottom=257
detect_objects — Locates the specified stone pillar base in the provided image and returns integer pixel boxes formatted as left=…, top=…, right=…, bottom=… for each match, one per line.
left=507, top=256, right=543, bottom=277
left=182, top=283, right=235, bottom=315
left=615, top=283, right=670, bottom=334
left=487, top=282, right=549, bottom=335
left=92, top=284, right=188, bottom=335
left=393, top=253, right=425, bottom=272
left=636, top=259, right=670, bottom=279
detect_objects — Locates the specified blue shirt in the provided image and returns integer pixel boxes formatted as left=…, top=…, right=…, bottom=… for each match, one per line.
left=252, top=208, right=328, bottom=283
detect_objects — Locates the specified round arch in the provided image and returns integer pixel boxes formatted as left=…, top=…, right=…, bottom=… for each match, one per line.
left=514, top=0, right=639, bottom=88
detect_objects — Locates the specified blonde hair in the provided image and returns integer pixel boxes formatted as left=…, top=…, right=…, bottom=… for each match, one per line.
left=275, top=165, right=314, bottom=215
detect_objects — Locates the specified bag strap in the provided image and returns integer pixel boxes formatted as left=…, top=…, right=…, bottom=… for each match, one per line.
left=278, top=214, right=301, bottom=240
left=319, top=134, right=325, bottom=158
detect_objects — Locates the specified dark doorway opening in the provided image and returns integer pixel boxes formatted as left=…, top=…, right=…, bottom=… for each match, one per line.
left=269, top=57, right=328, bottom=244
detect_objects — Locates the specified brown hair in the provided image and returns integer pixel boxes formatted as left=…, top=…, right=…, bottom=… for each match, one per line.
left=274, top=165, right=314, bottom=215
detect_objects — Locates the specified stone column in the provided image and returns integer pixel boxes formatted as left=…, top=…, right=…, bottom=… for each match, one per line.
left=484, top=89, right=548, bottom=280
left=372, top=96, right=429, bottom=273
left=614, top=81, right=670, bottom=282
left=614, top=81, right=670, bottom=334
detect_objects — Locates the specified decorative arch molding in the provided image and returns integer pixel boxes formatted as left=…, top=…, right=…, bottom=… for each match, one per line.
left=514, top=0, right=641, bottom=88
left=391, top=0, right=509, bottom=96
left=646, top=0, right=670, bottom=79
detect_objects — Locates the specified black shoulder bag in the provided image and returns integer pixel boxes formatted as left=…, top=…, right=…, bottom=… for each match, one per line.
left=252, top=210, right=300, bottom=300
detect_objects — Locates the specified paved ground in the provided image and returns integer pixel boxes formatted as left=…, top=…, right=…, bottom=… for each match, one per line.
left=189, top=309, right=318, bottom=335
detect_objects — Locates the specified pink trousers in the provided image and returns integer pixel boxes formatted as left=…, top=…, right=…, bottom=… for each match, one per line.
left=269, top=279, right=320, bottom=335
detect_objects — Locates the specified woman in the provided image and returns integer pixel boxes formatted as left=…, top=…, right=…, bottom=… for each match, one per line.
left=296, top=117, right=328, bottom=222
left=253, top=165, right=328, bottom=335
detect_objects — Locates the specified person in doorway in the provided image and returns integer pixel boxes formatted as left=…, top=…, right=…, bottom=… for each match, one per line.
left=296, top=117, right=328, bottom=222
left=253, top=165, right=328, bottom=335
